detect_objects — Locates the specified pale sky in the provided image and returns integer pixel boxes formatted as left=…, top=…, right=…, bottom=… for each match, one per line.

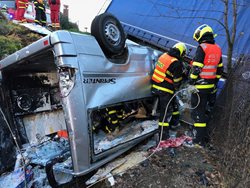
left=60, top=0, right=110, bottom=32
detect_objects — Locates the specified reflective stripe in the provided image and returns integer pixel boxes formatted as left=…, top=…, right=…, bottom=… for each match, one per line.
left=199, top=43, right=222, bottom=79
left=164, top=77, right=173, bottom=84
left=153, top=74, right=164, bottom=82
left=112, top=120, right=118, bottom=124
left=192, top=61, right=204, bottom=68
left=190, top=74, right=198, bottom=79
left=159, top=122, right=169, bottom=126
left=218, top=63, right=223, bottom=67
left=173, top=77, right=182, bottom=82
left=152, top=84, right=174, bottom=94
left=216, top=75, right=221, bottom=79
left=194, top=123, right=206, bottom=127
left=105, top=126, right=111, bottom=133
left=200, top=72, right=216, bottom=76
left=195, top=84, right=214, bottom=89
left=108, top=110, right=116, bottom=115
left=38, top=6, right=44, bottom=10
left=152, top=53, right=176, bottom=85
left=166, top=70, right=173, bottom=77
left=211, top=88, right=217, bottom=94
left=55, top=23, right=61, bottom=28
left=172, top=111, right=180, bottom=115
left=203, top=65, right=217, bottom=69
left=155, top=69, right=166, bottom=77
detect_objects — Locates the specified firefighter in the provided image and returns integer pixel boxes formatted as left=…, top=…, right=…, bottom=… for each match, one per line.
left=151, top=42, right=187, bottom=140
left=15, top=0, right=28, bottom=22
left=103, top=106, right=123, bottom=134
left=189, top=24, right=223, bottom=146
left=33, top=0, right=46, bottom=26
left=48, top=0, right=60, bottom=30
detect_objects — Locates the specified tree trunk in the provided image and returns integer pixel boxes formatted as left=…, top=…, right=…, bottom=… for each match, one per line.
left=227, top=44, right=233, bottom=73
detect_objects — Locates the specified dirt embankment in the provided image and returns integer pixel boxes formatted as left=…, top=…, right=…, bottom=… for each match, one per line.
left=0, top=19, right=41, bottom=60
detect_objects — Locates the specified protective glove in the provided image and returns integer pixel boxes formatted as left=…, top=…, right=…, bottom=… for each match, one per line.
left=188, top=78, right=196, bottom=85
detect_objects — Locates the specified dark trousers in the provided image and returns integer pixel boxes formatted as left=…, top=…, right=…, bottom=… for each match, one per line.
left=206, top=91, right=217, bottom=117
left=158, top=93, right=179, bottom=140
left=191, top=92, right=210, bottom=144
left=169, top=97, right=180, bottom=127
left=35, top=9, right=46, bottom=26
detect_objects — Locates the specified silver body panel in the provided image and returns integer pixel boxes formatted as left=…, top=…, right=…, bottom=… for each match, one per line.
left=0, top=31, right=160, bottom=175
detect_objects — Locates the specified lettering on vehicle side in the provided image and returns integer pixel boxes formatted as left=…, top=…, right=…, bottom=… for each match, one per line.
left=83, top=78, right=116, bottom=84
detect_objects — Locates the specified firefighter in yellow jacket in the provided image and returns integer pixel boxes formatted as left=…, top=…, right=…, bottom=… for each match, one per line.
left=151, top=42, right=187, bottom=140
left=33, top=0, right=46, bottom=26
left=189, top=24, right=223, bottom=146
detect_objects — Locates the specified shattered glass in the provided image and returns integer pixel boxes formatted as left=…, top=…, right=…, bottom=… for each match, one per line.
left=94, top=120, right=158, bottom=154
left=59, top=68, right=75, bottom=98
left=25, top=138, right=70, bottom=166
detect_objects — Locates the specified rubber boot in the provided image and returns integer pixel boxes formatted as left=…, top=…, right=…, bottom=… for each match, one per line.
left=159, top=126, right=170, bottom=141
left=193, top=127, right=207, bottom=147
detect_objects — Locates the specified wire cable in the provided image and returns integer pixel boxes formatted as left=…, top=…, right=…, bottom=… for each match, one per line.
left=147, top=87, right=200, bottom=159
left=86, top=87, right=200, bottom=188
left=0, top=108, right=28, bottom=188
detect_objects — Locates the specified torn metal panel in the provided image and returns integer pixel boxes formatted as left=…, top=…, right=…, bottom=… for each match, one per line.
left=23, top=110, right=67, bottom=144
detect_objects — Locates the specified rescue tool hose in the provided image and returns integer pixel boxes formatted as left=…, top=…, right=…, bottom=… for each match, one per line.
left=0, top=107, right=28, bottom=188
left=86, top=87, right=200, bottom=188
left=153, top=86, right=200, bottom=158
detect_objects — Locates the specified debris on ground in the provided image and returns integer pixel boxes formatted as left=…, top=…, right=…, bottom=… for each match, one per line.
left=0, top=167, right=33, bottom=188
left=88, top=124, right=225, bottom=188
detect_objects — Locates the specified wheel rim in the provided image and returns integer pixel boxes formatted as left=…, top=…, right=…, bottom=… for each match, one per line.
left=104, top=21, right=121, bottom=46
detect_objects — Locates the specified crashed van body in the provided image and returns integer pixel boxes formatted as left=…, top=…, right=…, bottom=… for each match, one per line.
left=0, top=24, right=160, bottom=183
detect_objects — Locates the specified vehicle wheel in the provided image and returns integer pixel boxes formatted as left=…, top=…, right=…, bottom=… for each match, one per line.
left=91, top=13, right=126, bottom=57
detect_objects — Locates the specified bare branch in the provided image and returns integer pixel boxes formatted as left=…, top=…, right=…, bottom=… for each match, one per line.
left=223, top=0, right=232, bottom=46
left=231, top=0, right=237, bottom=45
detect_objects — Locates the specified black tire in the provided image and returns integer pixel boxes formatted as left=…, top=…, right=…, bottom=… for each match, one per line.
left=91, top=13, right=126, bottom=57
